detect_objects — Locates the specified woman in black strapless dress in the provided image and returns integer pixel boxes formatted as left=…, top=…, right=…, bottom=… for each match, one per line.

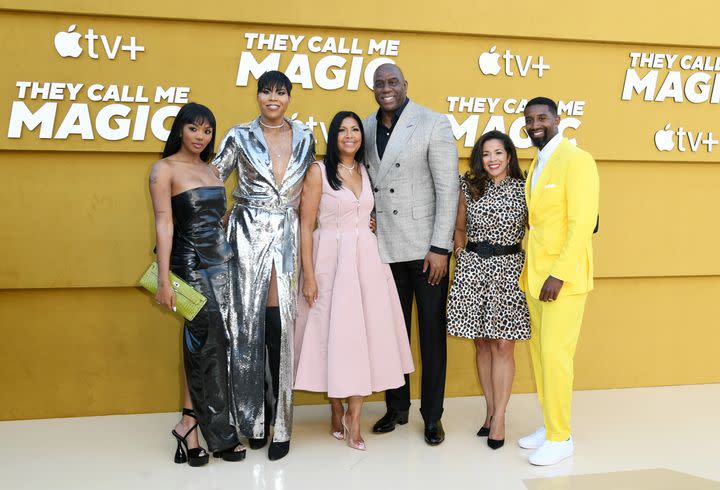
left=149, top=103, right=245, bottom=466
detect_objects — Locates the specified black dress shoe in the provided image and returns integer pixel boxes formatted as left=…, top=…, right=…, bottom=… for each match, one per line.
left=372, top=409, right=409, bottom=433
left=424, top=420, right=445, bottom=445
left=477, top=426, right=490, bottom=437
left=487, top=438, right=505, bottom=450
left=268, top=441, right=290, bottom=460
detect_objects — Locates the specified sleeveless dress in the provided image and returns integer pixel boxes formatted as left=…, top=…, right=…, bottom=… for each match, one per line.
left=446, top=177, right=531, bottom=340
left=169, top=186, right=238, bottom=452
left=293, top=162, right=414, bottom=398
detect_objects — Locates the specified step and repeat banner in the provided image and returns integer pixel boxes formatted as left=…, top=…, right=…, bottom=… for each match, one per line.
left=3, top=12, right=720, bottom=161
left=3, top=9, right=720, bottom=420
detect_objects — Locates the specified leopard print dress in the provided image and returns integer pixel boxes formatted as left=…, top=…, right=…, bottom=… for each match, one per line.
left=447, top=176, right=530, bottom=340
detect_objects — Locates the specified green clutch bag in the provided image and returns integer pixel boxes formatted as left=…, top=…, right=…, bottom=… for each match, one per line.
left=138, top=262, right=207, bottom=321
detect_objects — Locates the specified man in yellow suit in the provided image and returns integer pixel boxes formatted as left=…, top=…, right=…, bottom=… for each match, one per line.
left=518, top=97, right=599, bottom=466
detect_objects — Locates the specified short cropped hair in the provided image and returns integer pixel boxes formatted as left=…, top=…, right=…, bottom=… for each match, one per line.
left=257, top=70, right=293, bottom=95
left=524, top=97, right=558, bottom=116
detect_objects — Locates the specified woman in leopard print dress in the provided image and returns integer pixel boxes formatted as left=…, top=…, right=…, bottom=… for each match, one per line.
left=447, top=130, right=530, bottom=449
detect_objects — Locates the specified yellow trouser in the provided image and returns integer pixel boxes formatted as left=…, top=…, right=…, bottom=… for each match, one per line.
left=526, top=293, right=587, bottom=442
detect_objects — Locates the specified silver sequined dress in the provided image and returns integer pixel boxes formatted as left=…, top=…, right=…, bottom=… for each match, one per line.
left=213, top=117, right=314, bottom=443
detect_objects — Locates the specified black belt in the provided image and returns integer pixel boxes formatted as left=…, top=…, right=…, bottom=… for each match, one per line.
left=465, top=241, right=522, bottom=258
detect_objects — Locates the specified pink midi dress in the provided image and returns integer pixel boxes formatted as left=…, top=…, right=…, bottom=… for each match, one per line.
left=294, top=161, right=414, bottom=398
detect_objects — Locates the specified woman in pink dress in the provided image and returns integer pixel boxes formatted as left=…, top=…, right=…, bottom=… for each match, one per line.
left=294, top=111, right=414, bottom=451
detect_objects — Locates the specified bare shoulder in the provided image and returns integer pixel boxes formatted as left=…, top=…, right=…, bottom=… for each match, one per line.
left=149, top=157, right=173, bottom=185
left=306, top=161, right=323, bottom=180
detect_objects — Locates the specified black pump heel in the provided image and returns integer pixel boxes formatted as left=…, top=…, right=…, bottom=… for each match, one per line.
left=487, top=437, right=505, bottom=449
left=478, top=416, right=492, bottom=437
left=171, top=408, right=210, bottom=467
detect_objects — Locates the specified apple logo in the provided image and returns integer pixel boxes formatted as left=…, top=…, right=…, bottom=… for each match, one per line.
left=654, top=123, right=674, bottom=151
left=54, top=24, right=83, bottom=58
left=479, top=46, right=501, bottom=76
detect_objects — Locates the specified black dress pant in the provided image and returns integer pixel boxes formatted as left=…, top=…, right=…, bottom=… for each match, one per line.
left=386, top=259, right=448, bottom=423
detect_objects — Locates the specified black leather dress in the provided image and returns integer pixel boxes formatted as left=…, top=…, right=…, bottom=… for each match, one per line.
left=170, top=186, right=237, bottom=452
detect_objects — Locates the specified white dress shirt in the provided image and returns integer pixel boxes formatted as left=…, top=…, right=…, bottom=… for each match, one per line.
left=530, top=133, right=563, bottom=192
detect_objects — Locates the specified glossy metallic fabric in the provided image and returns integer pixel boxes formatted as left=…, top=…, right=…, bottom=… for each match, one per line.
left=170, top=186, right=233, bottom=269
left=170, top=187, right=238, bottom=452
left=213, top=117, right=315, bottom=443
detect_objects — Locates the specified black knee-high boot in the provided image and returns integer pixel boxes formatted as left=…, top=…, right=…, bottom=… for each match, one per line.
left=248, top=307, right=288, bottom=459
left=264, top=307, right=289, bottom=460
left=264, top=306, right=281, bottom=428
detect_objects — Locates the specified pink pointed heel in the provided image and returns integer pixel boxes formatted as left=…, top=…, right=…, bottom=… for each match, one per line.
left=342, top=414, right=366, bottom=451
left=331, top=406, right=345, bottom=440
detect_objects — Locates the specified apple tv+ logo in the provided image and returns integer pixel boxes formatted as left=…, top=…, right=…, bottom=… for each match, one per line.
left=478, top=46, right=550, bottom=78
left=54, top=24, right=145, bottom=61
left=654, top=123, right=719, bottom=152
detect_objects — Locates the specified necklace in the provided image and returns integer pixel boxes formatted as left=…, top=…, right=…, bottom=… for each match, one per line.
left=260, top=119, right=286, bottom=129
left=338, top=161, right=357, bottom=174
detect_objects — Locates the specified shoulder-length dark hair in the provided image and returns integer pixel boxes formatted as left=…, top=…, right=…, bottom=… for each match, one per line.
left=162, top=102, right=217, bottom=162
left=465, top=130, right=523, bottom=200
left=324, top=111, right=365, bottom=191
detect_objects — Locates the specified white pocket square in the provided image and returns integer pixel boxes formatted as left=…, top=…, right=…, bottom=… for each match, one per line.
left=544, top=184, right=557, bottom=189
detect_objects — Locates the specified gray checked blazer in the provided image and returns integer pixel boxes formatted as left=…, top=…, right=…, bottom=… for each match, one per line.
left=363, top=100, right=459, bottom=263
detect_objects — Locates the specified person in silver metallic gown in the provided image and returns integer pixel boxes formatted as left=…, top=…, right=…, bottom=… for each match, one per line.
left=212, top=71, right=315, bottom=461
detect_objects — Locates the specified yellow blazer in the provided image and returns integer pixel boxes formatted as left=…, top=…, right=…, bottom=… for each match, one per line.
left=520, top=139, right=600, bottom=299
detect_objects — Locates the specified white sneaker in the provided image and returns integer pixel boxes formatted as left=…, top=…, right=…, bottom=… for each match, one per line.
left=518, top=426, right=546, bottom=449
left=528, top=437, right=574, bottom=466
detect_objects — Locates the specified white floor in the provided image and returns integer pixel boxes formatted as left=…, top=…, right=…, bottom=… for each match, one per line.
left=1, top=385, right=719, bottom=490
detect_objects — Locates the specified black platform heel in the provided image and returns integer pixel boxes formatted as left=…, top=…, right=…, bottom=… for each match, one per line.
left=171, top=408, right=210, bottom=467
left=218, top=444, right=247, bottom=462
left=212, top=443, right=247, bottom=462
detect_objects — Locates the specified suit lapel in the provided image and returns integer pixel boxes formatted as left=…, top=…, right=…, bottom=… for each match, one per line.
left=530, top=138, right=568, bottom=206
left=281, top=119, right=306, bottom=190
left=525, top=157, right=537, bottom=208
left=375, top=101, right=419, bottom=184
left=290, top=119, right=303, bottom=157
left=249, top=117, right=279, bottom=191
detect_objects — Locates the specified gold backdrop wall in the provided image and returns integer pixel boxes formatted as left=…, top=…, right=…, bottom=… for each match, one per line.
left=1, top=1, right=719, bottom=420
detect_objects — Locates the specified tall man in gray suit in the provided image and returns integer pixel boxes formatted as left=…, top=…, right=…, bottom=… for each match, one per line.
left=363, top=64, right=459, bottom=445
